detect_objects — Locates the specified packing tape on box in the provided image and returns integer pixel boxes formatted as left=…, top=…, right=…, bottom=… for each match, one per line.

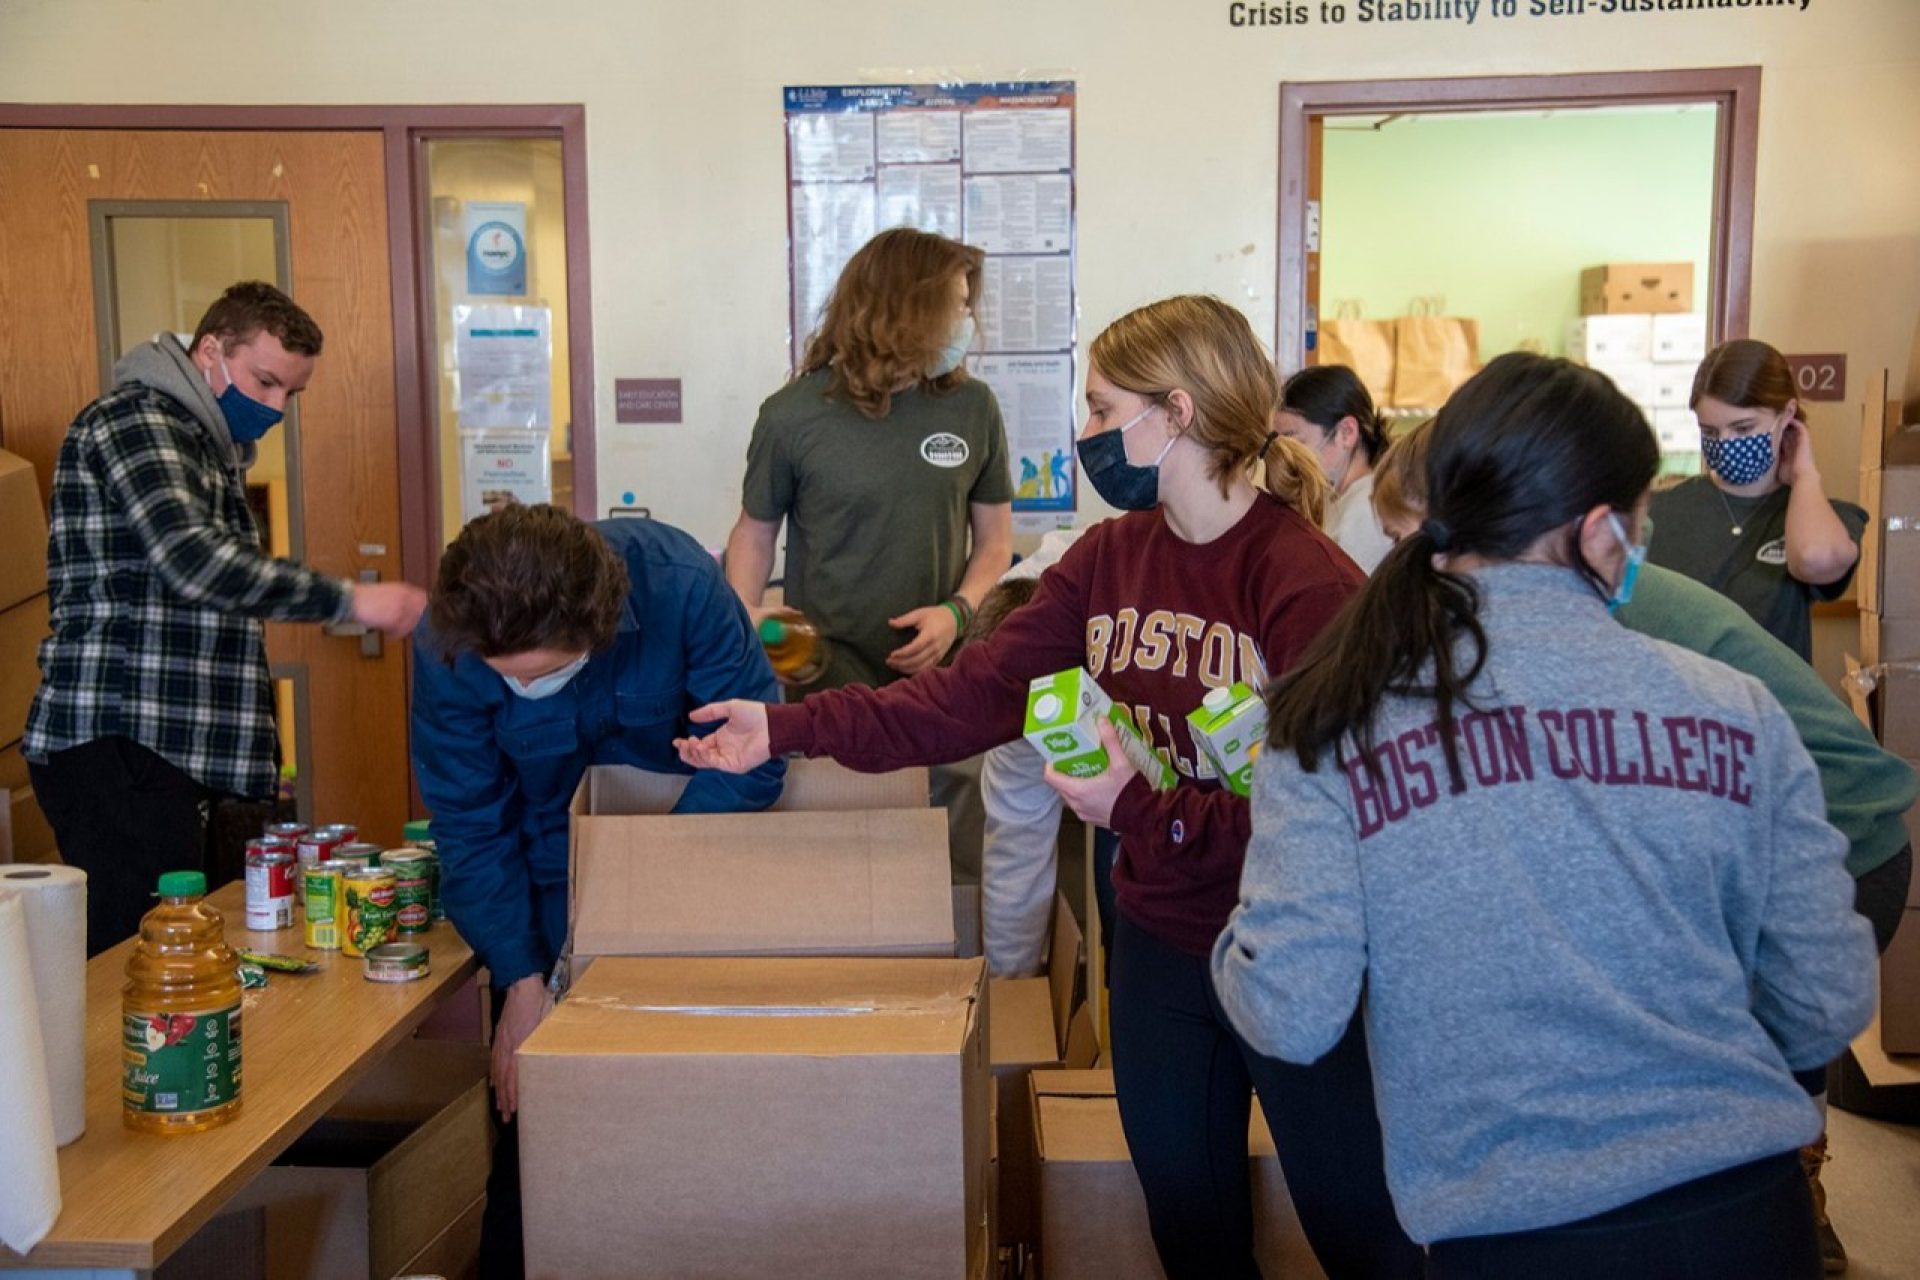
left=0, top=890, right=62, bottom=1255
left=568, top=995, right=975, bottom=1018
left=0, top=865, right=86, bottom=1146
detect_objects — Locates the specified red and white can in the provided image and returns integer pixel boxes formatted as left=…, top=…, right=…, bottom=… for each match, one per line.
left=245, top=846, right=297, bottom=930
left=296, top=823, right=355, bottom=869
left=264, top=821, right=309, bottom=843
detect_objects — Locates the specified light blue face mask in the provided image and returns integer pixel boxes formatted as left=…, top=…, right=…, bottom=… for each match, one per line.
left=1605, top=512, right=1651, bottom=614
left=930, top=314, right=975, bottom=378
left=505, top=652, right=589, bottom=700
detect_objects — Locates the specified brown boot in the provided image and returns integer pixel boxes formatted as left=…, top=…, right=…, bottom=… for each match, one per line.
left=1801, top=1133, right=1847, bottom=1275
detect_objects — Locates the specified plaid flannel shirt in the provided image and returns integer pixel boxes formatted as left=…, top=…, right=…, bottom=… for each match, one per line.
left=24, top=384, right=351, bottom=797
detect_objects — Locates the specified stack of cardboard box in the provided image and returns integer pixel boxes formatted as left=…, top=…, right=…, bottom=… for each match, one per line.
left=1568, top=263, right=1706, bottom=474
left=0, top=449, right=52, bottom=864
left=518, top=758, right=999, bottom=1279
left=1032, top=1071, right=1323, bottom=1279
left=1855, top=376, right=1920, bottom=1054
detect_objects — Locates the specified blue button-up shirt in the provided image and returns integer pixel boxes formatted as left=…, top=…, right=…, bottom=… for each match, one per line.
left=410, top=519, right=784, bottom=985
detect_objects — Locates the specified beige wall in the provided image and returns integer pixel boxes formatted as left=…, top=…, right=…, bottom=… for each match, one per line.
left=7, top=0, right=1915, bottom=659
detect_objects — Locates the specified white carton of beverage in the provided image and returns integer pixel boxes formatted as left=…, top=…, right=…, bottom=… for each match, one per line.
left=1024, top=669, right=1175, bottom=790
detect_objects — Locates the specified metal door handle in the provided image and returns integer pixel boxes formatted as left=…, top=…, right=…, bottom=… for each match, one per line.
left=322, top=568, right=384, bottom=658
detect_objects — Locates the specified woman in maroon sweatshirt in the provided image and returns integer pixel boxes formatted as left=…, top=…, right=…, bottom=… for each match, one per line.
left=679, top=295, right=1405, bottom=1278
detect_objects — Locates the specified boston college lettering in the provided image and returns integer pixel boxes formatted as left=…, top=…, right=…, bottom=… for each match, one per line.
left=1345, top=704, right=1756, bottom=838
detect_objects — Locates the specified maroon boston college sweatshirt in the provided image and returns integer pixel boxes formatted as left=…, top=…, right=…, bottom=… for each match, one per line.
left=765, top=495, right=1363, bottom=957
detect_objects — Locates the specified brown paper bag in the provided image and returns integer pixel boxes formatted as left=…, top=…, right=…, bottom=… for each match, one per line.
left=1390, top=296, right=1480, bottom=409
left=1317, top=302, right=1396, bottom=408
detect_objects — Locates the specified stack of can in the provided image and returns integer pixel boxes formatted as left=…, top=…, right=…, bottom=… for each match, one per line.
left=252, top=817, right=443, bottom=957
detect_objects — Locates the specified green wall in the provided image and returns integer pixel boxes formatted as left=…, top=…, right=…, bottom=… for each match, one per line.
left=1319, top=108, right=1717, bottom=363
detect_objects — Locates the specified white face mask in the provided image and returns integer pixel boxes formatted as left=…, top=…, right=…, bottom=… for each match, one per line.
left=504, top=653, right=589, bottom=700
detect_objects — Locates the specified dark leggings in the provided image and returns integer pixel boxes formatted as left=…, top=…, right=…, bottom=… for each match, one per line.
left=1426, top=1151, right=1819, bottom=1280
left=1107, top=913, right=1423, bottom=1280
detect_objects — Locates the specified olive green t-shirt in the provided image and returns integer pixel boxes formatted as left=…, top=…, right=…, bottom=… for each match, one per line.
left=1646, top=476, right=1866, bottom=663
left=743, top=370, right=1013, bottom=690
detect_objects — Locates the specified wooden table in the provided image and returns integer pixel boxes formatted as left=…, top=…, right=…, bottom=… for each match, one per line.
left=0, top=882, right=478, bottom=1278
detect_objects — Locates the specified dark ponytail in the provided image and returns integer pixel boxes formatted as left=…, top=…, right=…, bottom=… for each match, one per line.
left=1265, top=352, right=1658, bottom=790
left=1281, top=364, right=1390, bottom=463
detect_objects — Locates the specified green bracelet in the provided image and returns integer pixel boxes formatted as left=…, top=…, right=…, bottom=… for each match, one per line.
left=942, top=600, right=967, bottom=631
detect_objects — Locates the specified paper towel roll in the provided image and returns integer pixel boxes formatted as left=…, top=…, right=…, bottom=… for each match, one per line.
left=0, top=889, right=62, bottom=1255
left=0, top=865, right=87, bottom=1146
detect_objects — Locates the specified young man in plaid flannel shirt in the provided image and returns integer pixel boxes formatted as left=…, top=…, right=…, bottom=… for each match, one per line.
left=24, top=282, right=427, bottom=953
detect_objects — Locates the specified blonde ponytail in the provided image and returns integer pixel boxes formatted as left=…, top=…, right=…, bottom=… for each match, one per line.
left=1256, top=432, right=1329, bottom=527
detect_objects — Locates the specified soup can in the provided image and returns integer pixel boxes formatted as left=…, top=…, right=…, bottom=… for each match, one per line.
left=244, top=846, right=296, bottom=931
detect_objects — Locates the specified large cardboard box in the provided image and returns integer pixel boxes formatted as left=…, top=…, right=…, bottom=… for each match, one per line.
left=1033, top=1071, right=1323, bottom=1280
left=1860, top=467, right=1920, bottom=622
left=1567, top=314, right=1652, bottom=365
left=0, top=593, right=49, bottom=747
left=1580, top=262, right=1694, bottom=315
left=1652, top=407, right=1697, bottom=454
left=0, top=450, right=48, bottom=615
left=520, top=955, right=991, bottom=1280
left=1650, top=313, right=1709, bottom=365
left=1881, top=908, right=1920, bottom=1055
left=1586, top=359, right=1654, bottom=409
left=990, top=895, right=1098, bottom=1253
left=567, top=759, right=955, bottom=958
left=223, top=1039, right=491, bottom=1280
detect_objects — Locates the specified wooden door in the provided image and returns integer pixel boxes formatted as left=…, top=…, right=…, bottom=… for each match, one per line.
left=0, top=130, right=413, bottom=843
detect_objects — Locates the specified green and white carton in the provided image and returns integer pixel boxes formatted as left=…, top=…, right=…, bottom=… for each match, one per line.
left=1187, top=682, right=1267, bottom=797
left=1023, top=669, right=1176, bottom=791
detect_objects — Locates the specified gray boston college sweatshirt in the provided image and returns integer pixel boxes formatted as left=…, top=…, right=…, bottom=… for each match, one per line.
left=1213, top=563, right=1876, bottom=1245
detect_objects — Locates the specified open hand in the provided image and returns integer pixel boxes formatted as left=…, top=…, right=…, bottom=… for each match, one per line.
left=1043, top=719, right=1138, bottom=828
left=674, top=700, right=773, bottom=773
left=886, top=604, right=959, bottom=674
left=492, top=974, right=552, bottom=1123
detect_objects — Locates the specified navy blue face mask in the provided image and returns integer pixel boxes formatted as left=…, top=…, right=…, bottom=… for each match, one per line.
left=1075, top=404, right=1177, bottom=511
left=209, top=356, right=284, bottom=444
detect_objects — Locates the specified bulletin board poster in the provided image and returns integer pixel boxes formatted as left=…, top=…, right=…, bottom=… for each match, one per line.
left=783, top=81, right=1079, bottom=518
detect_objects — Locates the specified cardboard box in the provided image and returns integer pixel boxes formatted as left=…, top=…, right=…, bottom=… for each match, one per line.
left=0, top=450, right=48, bottom=615
left=1650, top=313, right=1709, bottom=365
left=1584, top=360, right=1654, bottom=408
left=520, top=955, right=991, bottom=1280
left=1881, top=908, right=1920, bottom=1055
left=1032, top=1071, right=1323, bottom=1280
left=223, top=1039, right=491, bottom=1280
left=567, top=759, right=956, bottom=959
left=1580, top=262, right=1694, bottom=315
left=1874, top=469, right=1920, bottom=621
left=1647, top=363, right=1694, bottom=410
left=1652, top=407, right=1698, bottom=454
left=0, top=593, right=49, bottom=747
left=1567, top=315, right=1653, bottom=366
left=991, top=895, right=1096, bottom=1252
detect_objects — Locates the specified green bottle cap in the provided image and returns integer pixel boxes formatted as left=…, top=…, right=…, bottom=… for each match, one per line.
left=757, top=617, right=788, bottom=645
left=402, top=819, right=432, bottom=844
left=157, top=870, right=207, bottom=898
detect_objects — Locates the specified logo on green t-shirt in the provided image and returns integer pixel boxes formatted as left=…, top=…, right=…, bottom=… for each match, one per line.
left=920, top=432, right=970, bottom=468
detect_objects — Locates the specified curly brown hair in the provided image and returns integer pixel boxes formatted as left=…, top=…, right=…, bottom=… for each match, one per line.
left=191, top=280, right=324, bottom=357
left=430, top=504, right=629, bottom=659
left=799, top=227, right=984, bottom=420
